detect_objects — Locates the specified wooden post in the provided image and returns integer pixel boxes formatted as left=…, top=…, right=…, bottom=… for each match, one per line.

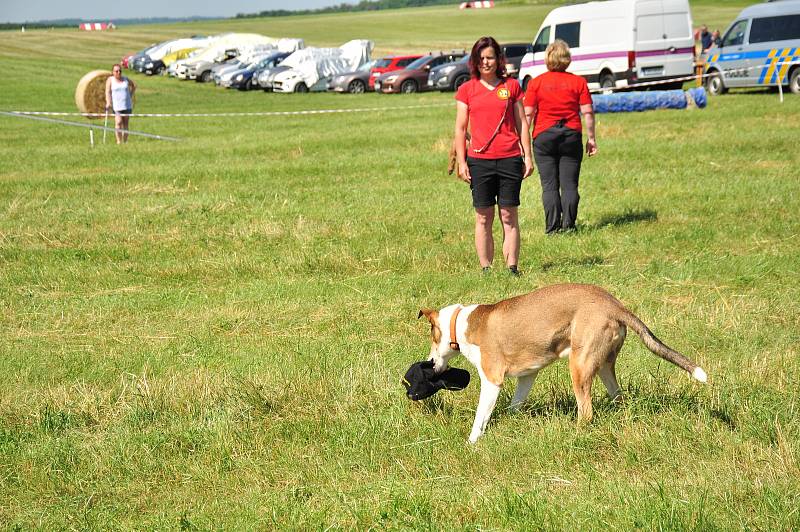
left=695, top=58, right=706, bottom=87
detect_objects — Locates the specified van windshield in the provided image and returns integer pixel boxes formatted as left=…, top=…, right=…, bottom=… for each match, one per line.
left=722, top=19, right=748, bottom=47
left=533, top=26, right=550, bottom=53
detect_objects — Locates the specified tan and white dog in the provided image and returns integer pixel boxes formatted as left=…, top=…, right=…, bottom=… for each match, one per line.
left=418, top=283, right=708, bottom=443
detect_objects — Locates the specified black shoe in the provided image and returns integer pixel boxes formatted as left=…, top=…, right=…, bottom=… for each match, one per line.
left=508, top=265, right=520, bottom=277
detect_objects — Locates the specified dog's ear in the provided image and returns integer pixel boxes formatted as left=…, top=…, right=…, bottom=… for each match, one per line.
left=418, top=309, right=438, bottom=323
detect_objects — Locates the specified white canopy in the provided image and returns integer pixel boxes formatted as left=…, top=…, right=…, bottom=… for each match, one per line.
left=281, top=39, right=373, bottom=87
left=188, top=33, right=303, bottom=64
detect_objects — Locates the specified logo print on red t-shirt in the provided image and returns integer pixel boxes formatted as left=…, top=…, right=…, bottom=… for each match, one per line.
left=497, top=87, right=510, bottom=100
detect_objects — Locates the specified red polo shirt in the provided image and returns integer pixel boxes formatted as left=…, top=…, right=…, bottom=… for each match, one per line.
left=456, top=77, right=523, bottom=159
left=523, top=71, right=592, bottom=139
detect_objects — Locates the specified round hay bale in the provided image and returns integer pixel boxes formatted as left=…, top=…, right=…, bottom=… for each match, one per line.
left=75, top=70, right=111, bottom=119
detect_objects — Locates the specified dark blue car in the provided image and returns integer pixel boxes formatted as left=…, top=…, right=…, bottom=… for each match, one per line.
left=224, top=52, right=291, bottom=90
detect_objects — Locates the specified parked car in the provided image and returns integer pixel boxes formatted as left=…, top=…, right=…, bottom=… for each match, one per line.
left=211, top=57, right=250, bottom=84
left=704, top=0, right=800, bottom=95
left=428, top=55, right=470, bottom=91
left=223, top=52, right=290, bottom=90
left=328, top=60, right=378, bottom=93
left=125, top=44, right=158, bottom=71
left=375, top=52, right=465, bottom=93
left=255, top=64, right=292, bottom=91
left=499, top=42, right=530, bottom=79
left=177, top=33, right=296, bottom=81
left=518, top=0, right=695, bottom=91
left=427, top=43, right=528, bottom=91
left=368, top=54, right=422, bottom=89
left=133, top=37, right=214, bottom=75
left=121, top=52, right=137, bottom=69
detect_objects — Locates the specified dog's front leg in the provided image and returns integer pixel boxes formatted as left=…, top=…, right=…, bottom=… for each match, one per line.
left=468, top=379, right=501, bottom=444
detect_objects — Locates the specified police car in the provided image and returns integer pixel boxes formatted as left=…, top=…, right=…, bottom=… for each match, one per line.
left=705, top=0, right=800, bottom=95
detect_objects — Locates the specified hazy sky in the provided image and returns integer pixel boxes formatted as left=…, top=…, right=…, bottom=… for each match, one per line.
left=2, top=0, right=348, bottom=23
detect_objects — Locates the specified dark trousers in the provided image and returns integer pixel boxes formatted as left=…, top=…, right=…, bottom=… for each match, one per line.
left=533, top=124, right=583, bottom=233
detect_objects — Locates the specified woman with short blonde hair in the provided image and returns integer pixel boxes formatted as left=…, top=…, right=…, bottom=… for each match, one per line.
left=523, top=39, right=597, bottom=234
left=544, top=40, right=572, bottom=72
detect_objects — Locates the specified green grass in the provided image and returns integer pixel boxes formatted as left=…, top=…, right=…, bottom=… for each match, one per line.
left=1, top=1, right=799, bottom=529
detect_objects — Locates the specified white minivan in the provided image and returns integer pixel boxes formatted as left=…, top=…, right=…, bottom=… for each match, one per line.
left=704, top=0, right=800, bottom=95
left=518, top=0, right=695, bottom=91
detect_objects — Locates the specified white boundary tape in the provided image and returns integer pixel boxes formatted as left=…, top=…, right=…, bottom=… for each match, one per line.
left=3, top=102, right=452, bottom=119
left=589, top=71, right=706, bottom=93
left=2, top=64, right=791, bottom=124
left=589, top=61, right=796, bottom=94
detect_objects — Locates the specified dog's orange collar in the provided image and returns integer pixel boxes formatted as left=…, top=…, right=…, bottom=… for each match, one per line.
left=449, top=306, right=462, bottom=351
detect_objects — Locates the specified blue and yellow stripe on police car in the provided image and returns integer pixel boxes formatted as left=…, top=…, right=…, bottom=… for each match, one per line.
left=775, top=47, right=799, bottom=84
left=759, top=47, right=799, bottom=85
left=759, top=48, right=780, bottom=84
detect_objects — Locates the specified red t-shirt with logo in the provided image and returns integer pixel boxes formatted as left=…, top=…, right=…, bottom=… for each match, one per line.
left=523, top=71, right=592, bottom=139
left=456, top=77, right=523, bottom=160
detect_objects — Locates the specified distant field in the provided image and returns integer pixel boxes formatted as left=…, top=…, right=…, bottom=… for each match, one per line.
left=1, top=0, right=799, bottom=529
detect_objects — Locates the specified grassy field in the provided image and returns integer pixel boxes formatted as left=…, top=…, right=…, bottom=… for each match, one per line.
left=2, top=0, right=799, bottom=529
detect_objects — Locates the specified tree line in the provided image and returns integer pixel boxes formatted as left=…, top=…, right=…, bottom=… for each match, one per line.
left=235, top=0, right=457, bottom=19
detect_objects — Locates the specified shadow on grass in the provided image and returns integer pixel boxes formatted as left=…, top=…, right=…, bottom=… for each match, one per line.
left=540, top=255, right=604, bottom=272
left=593, top=208, right=658, bottom=229
left=488, top=384, right=732, bottom=427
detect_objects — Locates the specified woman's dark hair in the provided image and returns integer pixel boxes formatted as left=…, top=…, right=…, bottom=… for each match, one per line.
left=468, top=36, right=506, bottom=79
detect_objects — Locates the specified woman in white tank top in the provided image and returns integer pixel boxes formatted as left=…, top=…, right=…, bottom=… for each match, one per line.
left=105, top=64, right=137, bottom=144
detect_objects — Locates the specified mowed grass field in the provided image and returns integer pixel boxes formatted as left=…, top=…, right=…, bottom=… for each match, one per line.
left=2, top=0, right=799, bottom=528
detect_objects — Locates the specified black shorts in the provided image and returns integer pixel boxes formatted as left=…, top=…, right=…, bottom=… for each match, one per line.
left=467, top=156, right=524, bottom=208
left=114, top=109, right=132, bottom=116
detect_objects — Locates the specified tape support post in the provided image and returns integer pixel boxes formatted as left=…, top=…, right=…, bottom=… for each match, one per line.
left=0, top=111, right=181, bottom=141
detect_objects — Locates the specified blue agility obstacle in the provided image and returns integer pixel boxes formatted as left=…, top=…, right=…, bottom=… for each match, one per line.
left=592, top=87, right=707, bottom=113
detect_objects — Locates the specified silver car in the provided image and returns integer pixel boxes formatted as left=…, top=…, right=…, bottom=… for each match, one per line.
left=327, top=60, right=377, bottom=93
left=255, top=65, right=291, bottom=91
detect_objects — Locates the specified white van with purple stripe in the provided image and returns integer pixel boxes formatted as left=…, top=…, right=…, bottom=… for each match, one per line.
left=518, top=0, right=695, bottom=91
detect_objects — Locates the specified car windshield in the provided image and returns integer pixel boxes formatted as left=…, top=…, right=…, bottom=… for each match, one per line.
left=405, top=56, right=432, bottom=70
left=374, top=58, right=391, bottom=68
left=357, top=60, right=378, bottom=72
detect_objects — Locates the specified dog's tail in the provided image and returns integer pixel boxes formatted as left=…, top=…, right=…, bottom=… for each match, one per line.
left=619, top=311, right=708, bottom=383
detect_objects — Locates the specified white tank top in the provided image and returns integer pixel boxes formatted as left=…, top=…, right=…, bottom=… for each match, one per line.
left=110, top=77, right=132, bottom=111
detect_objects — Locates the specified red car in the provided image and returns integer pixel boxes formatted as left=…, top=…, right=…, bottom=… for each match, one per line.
left=121, top=52, right=135, bottom=69
left=375, top=52, right=466, bottom=94
left=369, top=55, right=422, bottom=89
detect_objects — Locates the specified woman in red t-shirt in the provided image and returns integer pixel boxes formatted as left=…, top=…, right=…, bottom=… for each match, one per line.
left=524, top=39, right=597, bottom=234
left=454, top=36, right=533, bottom=275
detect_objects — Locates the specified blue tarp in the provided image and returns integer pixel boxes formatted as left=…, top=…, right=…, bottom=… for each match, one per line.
left=592, top=87, right=707, bottom=113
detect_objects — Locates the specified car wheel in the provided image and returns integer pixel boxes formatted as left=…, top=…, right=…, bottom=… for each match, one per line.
left=295, top=82, right=309, bottom=93
left=199, top=70, right=211, bottom=83
left=599, top=72, right=615, bottom=91
left=453, top=74, right=470, bottom=91
left=790, top=68, right=800, bottom=95
left=400, top=79, right=417, bottom=94
left=706, top=70, right=727, bottom=96
left=348, top=79, right=366, bottom=94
